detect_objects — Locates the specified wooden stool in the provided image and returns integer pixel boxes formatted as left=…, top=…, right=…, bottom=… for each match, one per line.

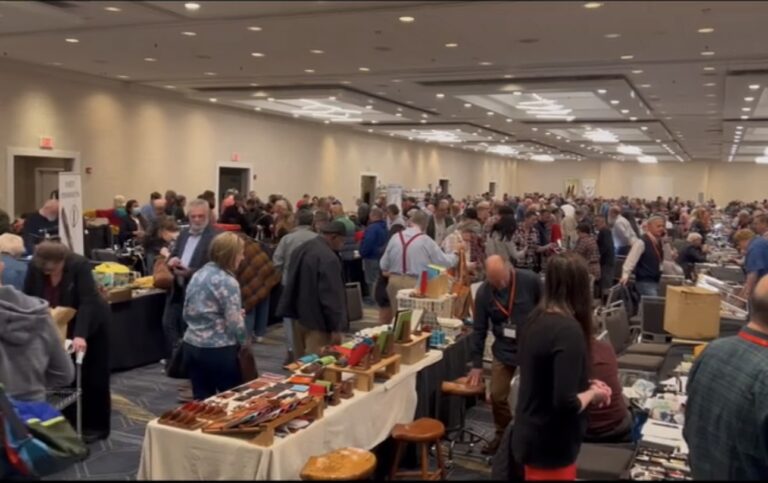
left=440, top=377, right=490, bottom=462
left=390, top=418, right=446, bottom=481
left=300, top=447, right=377, bottom=481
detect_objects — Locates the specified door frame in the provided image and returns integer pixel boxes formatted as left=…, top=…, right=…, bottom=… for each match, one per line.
left=488, top=180, right=498, bottom=197
left=34, top=167, right=66, bottom=209
left=215, top=162, right=253, bottom=204
left=360, top=171, right=379, bottom=206
left=438, top=177, right=450, bottom=196
left=6, top=147, right=81, bottom=217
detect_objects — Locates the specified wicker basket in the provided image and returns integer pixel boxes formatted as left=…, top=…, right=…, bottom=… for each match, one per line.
left=396, top=289, right=455, bottom=318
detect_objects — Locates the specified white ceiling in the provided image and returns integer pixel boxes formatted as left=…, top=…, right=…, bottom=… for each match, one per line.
left=2, top=1, right=768, bottom=163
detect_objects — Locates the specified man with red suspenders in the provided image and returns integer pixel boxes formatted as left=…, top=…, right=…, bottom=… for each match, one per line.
left=380, top=210, right=461, bottom=309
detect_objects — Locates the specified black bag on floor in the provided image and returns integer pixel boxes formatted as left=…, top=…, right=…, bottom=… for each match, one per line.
left=165, top=343, right=188, bottom=379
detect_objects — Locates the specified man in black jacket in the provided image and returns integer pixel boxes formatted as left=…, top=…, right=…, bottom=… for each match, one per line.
left=426, top=199, right=455, bottom=245
left=277, top=221, right=348, bottom=358
left=162, top=199, right=218, bottom=400
left=595, top=215, right=616, bottom=297
left=467, top=255, right=542, bottom=455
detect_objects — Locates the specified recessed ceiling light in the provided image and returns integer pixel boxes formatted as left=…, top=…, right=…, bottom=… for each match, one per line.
left=204, top=72, right=217, bottom=76
left=639, top=84, right=652, bottom=88
left=396, top=113, right=403, bottom=117
left=704, top=82, right=716, bottom=87
left=184, top=2, right=200, bottom=11
left=144, top=57, right=157, bottom=62
left=464, top=103, right=472, bottom=108
left=367, top=129, right=373, bottom=133
left=701, top=51, right=715, bottom=56
left=399, top=16, right=415, bottom=23
left=531, top=127, right=539, bottom=132
left=248, top=26, right=262, bottom=32
left=358, top=67, right=370, bottom=72
left=65, top=38, right=79, bottom=43
left=310, top=49, right=324, bottom=54
left=640, top=126, right=649, bottom=131
left=254, top=107, right=262, bottom=111
left=584, top=2, right=603, bottom=9
left=435, top=93, right=445, bottom=98
left=620, top=55, right=634, bottom=60
left=597, top=89, right=607, bottom=94
left=745, top=97, right=755, bottom=102
left=604, top=33, right=621, bottom=38
left=208, top=97, right=217, bottom=103
left=445, top=42, right=459, bottom=48
left=705, top=93, right=716, bottom=98
left=610, top=100, right=620, bottom=105
left=703, top=66, right=715, bottom=71
left=420, top=120, right=427, bottom=124
left=749, top=84, right=761, bottom=90
left=421, top=113, right=428, bottom=118
left=620, top=109, right=629, bottom=114
left=181, top=31, right=197, bottom=36
left=304, top=69, right=315, bottom=73
left=251, top=52, right=265, bottom=58
left=324, top=120, right=330, bottom=124
left=486, top=111, right=494, bottom=116
left=104, top=6, right=121, bottom=12
left=164, top=85, right=176, bottom=89
left=479, top=61, right=493, bottom=66
left=698, top=27, right=714, bottom=33
left=50, top=62, right=63, bottom=66
left=631, top=69, right=643, bottom=74
left=267, top=97, right=275, bottom=102
left=630, top=116, right=638, bottom=121
left=742, top=107, right=751, bottom=112
left=116, top=75, right=129, bottom=79
left=365, top=105, right=373, bottom=109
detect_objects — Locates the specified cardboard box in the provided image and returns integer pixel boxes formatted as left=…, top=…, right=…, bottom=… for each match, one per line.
left=663, top=286, right=720, bottom=340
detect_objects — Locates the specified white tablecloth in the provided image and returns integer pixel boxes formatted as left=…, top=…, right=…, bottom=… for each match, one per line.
left=137, top=350, right=443, bottom=480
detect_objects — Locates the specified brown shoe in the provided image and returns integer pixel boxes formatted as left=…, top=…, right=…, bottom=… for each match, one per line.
left=481, top=436, right=502, bottom=455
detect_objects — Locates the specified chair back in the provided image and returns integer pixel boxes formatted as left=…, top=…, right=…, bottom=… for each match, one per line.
left=91, top=249, right=119, bottom=262
left=640, top=296, right=668, bottom=340
left=601, top=303, right=630, bottom=354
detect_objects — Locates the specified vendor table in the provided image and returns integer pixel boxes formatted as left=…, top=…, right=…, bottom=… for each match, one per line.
left=109, top=290, right=166, bottom=372
left=137, top=350, right=443, bottom=480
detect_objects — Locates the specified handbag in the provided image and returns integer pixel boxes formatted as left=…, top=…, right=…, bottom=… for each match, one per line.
left=0, top=386, right=88, bottom=479
left=152, top=255, right=173, bottom=290
left=238, top=342, right=259, bottom=383
left=165, top=342, right=188, bottom=379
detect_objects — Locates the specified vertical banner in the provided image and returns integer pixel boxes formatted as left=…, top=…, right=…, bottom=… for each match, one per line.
left=582, top=178, right=597, bottom=198
left=563, top=179, right=581, bottom=199
left=386, top=183, right=403, bottom=211
left=58, top=172, right=84, bottom=255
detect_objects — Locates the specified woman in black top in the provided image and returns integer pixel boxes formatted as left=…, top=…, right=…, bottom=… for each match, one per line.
left=118, top=199, right=149, bottom=246
left=512, top=252, right=611, bottom=480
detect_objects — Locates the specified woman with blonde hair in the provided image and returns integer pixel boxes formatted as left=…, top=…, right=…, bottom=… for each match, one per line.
left=0, top=233, right=27, bottom=290
left=182, top=232, right=248, bottom=399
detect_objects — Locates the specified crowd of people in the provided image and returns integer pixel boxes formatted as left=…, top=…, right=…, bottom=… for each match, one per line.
left=2, top=186, right=768, bottom=479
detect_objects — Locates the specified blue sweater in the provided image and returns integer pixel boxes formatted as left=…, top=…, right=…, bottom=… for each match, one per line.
left=360, top=220, right=388, bottom=260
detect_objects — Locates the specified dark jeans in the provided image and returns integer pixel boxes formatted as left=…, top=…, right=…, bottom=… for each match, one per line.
left=635, top=280, right=660, bottom=298
left=184, top=343, right=242, bottom=400
left=162, top=299, right=186, bottom=359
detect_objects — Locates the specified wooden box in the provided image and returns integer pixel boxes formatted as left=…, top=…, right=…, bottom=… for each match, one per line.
left=393, top=332, right=430, bottom=365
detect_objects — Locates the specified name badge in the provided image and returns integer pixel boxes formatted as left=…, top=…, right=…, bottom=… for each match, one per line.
left=503, top=327, right=517, bottom=339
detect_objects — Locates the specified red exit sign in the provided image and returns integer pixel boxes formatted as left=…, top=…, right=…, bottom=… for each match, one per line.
left=40, top=136, right=54, bottom=149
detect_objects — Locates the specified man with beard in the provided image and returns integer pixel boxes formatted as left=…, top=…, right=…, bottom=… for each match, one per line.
left=163, top=198, right=219, bottom=401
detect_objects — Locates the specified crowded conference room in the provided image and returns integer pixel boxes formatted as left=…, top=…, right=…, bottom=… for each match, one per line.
left=1, top=0, right=767, bottom=481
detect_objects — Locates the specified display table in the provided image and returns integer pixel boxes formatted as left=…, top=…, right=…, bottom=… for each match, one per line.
left=109, top=290, right=166, bottom=372
left=137, top=350, right=443, bottom=480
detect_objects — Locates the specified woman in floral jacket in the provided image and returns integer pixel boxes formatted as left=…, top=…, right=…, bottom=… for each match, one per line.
left=183, top=232, right=246, bottom=400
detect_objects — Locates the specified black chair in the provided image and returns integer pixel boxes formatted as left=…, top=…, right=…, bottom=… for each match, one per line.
left=91, top=248, right=119, bottom=262
left=576, top=443, right=635, bottom=480
left=601, top=302, right=665, bottom=378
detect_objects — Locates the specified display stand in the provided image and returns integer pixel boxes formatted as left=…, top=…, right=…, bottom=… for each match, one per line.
left=394, top=332, right=430, bottom=365
left=323, top=354, right=402, bottom=392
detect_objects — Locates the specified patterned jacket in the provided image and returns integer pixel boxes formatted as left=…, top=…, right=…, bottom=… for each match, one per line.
left=236, top=238, right=281, bottom=312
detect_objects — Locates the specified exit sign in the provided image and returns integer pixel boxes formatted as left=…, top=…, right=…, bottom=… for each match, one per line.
left=40, top=136, right=54, bottom=149
left=231, top=152, right=241, bottom=162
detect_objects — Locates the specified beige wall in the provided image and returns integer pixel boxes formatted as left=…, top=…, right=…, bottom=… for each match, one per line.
left=1, top=59, right=765, bottom=215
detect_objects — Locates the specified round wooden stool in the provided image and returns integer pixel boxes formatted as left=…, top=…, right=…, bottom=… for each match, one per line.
left=441, top=377, right=490, bottom=462
left=390, top=417, right=446, bottom=481
left=300, top=447, right=377, bottom=481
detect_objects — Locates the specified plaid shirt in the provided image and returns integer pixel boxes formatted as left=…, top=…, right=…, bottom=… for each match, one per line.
left=683, top=326, right=768, bottom=480
left=513, top=226, right=541, bottom=271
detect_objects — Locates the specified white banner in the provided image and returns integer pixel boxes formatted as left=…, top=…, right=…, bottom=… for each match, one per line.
left=386, top=183, right=403, bottom=211
left=58, top=172, right=84, bottom=255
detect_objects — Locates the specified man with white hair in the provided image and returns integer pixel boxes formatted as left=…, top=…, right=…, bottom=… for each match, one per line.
left=677, top=232, right=709, bottom=280
left=620, top=215, right=667, bottom=296
left=0, top=233, right=27, bottom=290
left=380, top=210, right=461, bottom=305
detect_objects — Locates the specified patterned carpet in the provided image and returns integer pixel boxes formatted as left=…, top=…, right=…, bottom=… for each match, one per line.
left=47, top=308, right=493, bottom=480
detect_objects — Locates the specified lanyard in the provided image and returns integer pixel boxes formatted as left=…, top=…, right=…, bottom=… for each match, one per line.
left=739, top=330, right=768, bottom=348
left=398, top=232, right=424, bottom=273
left=492, top=269, right=517, bottom=319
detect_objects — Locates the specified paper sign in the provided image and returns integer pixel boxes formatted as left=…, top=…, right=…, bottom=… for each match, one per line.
left=58, top=172, right=84, bottom=255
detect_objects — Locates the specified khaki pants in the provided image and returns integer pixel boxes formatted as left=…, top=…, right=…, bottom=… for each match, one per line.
left=293, top=321, right=332, bottom=358
left=490, top=359, right=517, bottom=439
left=386, top=274, right=417, bottom=312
